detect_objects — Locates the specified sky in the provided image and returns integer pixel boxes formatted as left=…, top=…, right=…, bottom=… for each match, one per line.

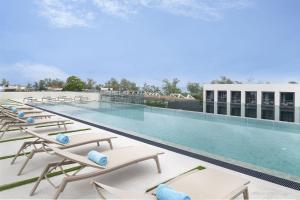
left=0, top=0, right=300, bottom=88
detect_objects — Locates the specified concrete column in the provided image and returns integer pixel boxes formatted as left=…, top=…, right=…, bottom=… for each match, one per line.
left=227, top=90, right=231, bottom=115
left=241, top=91, right=245, bottom=117
left=295, top=107, right=300, bottom=123
left=214, top=90, right=218, bottom=114
left=203, top=90, right=206, bottom=113
left=295, top=92, right=300, bottom=123
left=257, top=91, right=262, bottom=119
left=275, top=91, right=280, bottom=121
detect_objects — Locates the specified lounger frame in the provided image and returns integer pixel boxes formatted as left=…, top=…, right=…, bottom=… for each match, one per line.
left=30, top=145, right=163, bottom=199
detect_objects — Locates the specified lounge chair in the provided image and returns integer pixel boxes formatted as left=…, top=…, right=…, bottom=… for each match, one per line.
left=23, top=97, right=41, bottom=104
left=0, top=103, right=34, bottom=110
left=11, top=129, right=117, bottom=175
left=30, top=144, right=164, bottom=199
left=0, top=105, right=43, bottom=115
left=57, top=96, right=74, bottom=103
left=0, top=114, right=70, bottom=139
left=74, top=96, right=91, bottom=103
left=0, top=110, right=54, bottom=124
left=93, top=168, right=250, bottom=200
left=42, top=96, right=59, bottom=103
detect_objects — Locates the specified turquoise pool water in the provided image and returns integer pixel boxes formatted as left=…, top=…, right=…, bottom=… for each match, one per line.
left=39, top=101, right=300, bottom=181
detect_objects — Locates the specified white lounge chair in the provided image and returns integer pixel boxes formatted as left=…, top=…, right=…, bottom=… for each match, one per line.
left=30, top=144, right=164, bottom=199
left=0, top=114, right=70, bottom=139
left=93, top=168, right=250, bottom=200
left=11, top=129, right=117, bottom=175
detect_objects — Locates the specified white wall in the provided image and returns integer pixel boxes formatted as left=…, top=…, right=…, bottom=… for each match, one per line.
left=0, top=91, right=100, bottom=102
left=203, top=84, right=300, bottom=123
left=204, top=84, right=300, bottom=107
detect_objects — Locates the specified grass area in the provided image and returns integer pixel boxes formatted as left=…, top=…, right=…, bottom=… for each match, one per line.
left=0, top=128, right=91, bottom=144
left=0, top=166, right=81, bottom=192
left=0, top=152, right=30, bottom=160
left=0, top=128, right=22, bottom=133
left=146, top=165, right=205, bottom=192
left=35, top=122, right=74, bottom=128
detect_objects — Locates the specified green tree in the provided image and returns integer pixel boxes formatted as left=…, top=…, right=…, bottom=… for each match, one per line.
left=63, top=76, right=85, bottom=91
left=1, top=79, right=9, bottom=87
left=162, top=78, right=181, bottom=95
left=26, top=83, right=33, bottom=91
left=142, top=83, right=161, bottom=93
left=85, top=78, right=97, bottom=90
left=33, top=82, right=39, bottom=91
left=34, top=80, right=47, bottom=91
left=49, top=79, right=65, bottom=88
left=187, top=82, right=202, bottom=94
left=104, top=78, right=120, bottom=90
left=119, top=78, right=138, bottom=91
left=95, top=84, right=103, bottom=91
left=187, top=82, right=203, bottom=101
left=211, top=76, right=242, bottom=84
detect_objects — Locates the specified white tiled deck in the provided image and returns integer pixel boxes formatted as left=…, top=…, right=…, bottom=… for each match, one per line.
left=0, top=109, right=299, bottom=199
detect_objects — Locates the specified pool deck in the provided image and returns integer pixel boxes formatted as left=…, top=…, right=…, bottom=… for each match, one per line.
left=0, top=109, right=300, bottom=199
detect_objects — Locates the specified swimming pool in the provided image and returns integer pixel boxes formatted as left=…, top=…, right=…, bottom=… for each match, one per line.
left=39, top=101, right=300, bottom=183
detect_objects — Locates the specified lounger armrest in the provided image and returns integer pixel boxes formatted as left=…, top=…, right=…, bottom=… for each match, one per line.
left=226, top=185, right=249, bottom=200
left=92, top=181, right=154, bottom=199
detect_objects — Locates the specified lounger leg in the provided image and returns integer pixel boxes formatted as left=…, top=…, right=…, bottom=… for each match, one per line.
left=57, top=122, right=61, bottom=128
left=63, top=122, right=67, bottom=131
left=243, top=187, right=249, bottom=200
left=30, top=162, right=55, bottom=196
left=30, top=160, right=75, bottom=196
left=97, top=141, right=100, bottom=147
left=53, top=177, right=68, bottom=200
left=17, top=150, right=36, bottom=176
left=108, top=139, right=113, bottom=149
left=0, top=122, right=6, bottom=131
left=154, top=156, right=161, bottom=173
left=11, top=141, right=32, bottom=164
left=0, top=124, right=10, bottom=140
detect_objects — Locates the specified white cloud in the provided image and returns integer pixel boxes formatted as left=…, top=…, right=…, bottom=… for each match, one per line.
left=36, top=0, right=251, bottom=27
left=0, top=62, right=68, bottom=83
left=93, top=0, right=136, bottom=18
left=36, top=0, right=94, bottom=28
left=92, top=0, right=251, bottom=20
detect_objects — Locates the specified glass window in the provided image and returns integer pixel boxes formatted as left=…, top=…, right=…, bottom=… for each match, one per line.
left=280, top=92, right=295, bottom=122
left=206, top=91, right=214, bottom=102
left=261, top=92, right=275, bottom=120
left=231, top=91, right=241, bottom=104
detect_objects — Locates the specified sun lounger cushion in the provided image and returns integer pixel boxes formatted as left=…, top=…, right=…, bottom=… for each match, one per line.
left=88, top=150, right=108, bottom=166
left=56, top=134, right=70, bottom=144
left=26, top=117, right=34, bottom=123
left=18, top=112, right=25, bottom=118
left=156, top=184, right=191, bottom=200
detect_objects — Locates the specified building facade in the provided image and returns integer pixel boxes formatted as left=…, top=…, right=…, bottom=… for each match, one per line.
left=203, top=84, right=300, bottom=123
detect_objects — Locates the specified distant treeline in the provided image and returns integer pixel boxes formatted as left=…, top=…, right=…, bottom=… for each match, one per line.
left=1, top=76, right=298, bottom=102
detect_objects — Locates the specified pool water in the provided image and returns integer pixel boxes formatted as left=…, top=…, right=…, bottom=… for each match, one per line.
left=39, top=101, right=300, bottom=181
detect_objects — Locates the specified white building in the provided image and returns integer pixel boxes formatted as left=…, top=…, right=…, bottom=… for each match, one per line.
left=203, top=84, right=300, bottom=123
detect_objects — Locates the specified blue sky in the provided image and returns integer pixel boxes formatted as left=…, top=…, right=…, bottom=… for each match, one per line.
left=0, top=0, right=300, bottom=87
